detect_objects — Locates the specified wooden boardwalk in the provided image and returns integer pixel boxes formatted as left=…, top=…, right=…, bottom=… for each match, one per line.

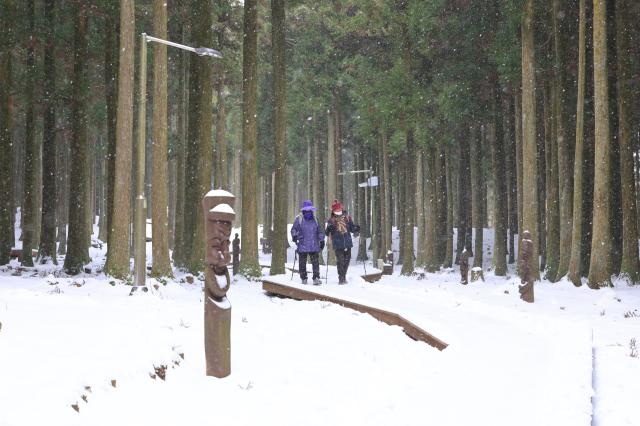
left=261, top=279, right=448, bottom=351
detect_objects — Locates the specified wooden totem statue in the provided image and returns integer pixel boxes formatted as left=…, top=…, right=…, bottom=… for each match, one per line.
left=459, top=249, right=469, bottom=285
left=518, top=230, right=534, bottom=303
left=202, top=190, right=236, bottom=378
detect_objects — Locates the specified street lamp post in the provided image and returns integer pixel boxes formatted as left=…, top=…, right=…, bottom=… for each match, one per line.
left=132, top=33, right=222, bottom=290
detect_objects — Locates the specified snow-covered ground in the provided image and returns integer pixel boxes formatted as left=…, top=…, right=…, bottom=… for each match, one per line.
left=1, top=223, right=639, bottom=425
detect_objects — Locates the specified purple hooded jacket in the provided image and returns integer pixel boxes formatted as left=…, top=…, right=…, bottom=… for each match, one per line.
left=291, top=213, right=324, bottom=253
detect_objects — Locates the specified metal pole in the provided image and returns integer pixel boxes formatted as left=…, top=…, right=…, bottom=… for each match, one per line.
left=134, top=33, right=147, bottom=288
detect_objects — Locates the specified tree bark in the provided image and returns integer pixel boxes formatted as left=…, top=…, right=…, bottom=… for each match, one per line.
left=21, top=0, right=37, bottom=267
left=471, top=125, right=484, bottom=269
left=64, top=3, right=91, bottom=274
left=521, top=0, right=540, bottom=280
left=424, top=147, right=439, bottom=272
left=415, top=151, right=426, bottom=266
left=186, top=0, right=215, bottom=272
left=506, top=95, right=518, bottom=264
left=150, top=0, right=172, bottom=277
left=588, top=0, right=612, bottom=288
left=270, top=0, right=287, bottom=274
left=105, top=0, right=135, bottom=278
left=615, top=0, right=639, bottom=283
left=545, top=83, right=560, bottom=282
left=38, top=0, right=56, bottom=264
left=569, top=0, right=587, bottom=286
left=172, top=23, right=189, bottom=268
left=104, top=1, right=118, bottom=251
left=239, top=0, right=261, bottom=276
left=493, top=84, right=508, bottom=276
left=444, top=146, right=454, bottom=268
left=0, top=0, right=14, bottom=264
left=400, top=129, right=416, bottom=275
left=552, top=0, right=573, bottom=278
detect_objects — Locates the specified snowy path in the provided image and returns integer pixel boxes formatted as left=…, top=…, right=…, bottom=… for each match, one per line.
left=2, top=261, right=638, bottom=425
left=267, top=272, right=594, bottom=426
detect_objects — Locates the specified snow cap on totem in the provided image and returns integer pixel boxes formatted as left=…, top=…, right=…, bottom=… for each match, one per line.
left=331, top=199, right=343, bottom=213
left=300, top=200, right=316, bottom=211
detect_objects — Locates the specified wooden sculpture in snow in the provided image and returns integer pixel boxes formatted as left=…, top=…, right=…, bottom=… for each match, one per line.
left=459, top=249, right=469, bottom=285
left=519, top=230, right=534, bottom=303
left=202, top=189, right=236, bottom=378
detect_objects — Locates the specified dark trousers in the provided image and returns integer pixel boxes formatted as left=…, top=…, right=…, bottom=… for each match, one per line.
left=299, top=252, right=320, bottom=280
left=335, top=248, right=351, bottom=279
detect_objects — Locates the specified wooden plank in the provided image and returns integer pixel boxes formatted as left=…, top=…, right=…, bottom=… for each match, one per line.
left=262, top=280, right=448, bottom=351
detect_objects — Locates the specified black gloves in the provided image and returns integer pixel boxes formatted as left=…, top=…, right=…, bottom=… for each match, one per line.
left=293, top=236, right=299, bottom=244
left=353, top=224, right=361, bottom=233
left=320, top=241, right=325, bottom=250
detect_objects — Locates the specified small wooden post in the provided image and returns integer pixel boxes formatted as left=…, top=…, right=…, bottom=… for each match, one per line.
left=519, top=230, right=534, bottom=303
left=459, top=249, right=469, bottom=285
left=202, top=190, right=236, bottom=378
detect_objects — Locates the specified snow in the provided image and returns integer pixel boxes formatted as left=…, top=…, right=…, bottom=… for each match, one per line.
left=0, top=224, right=639, bottom=426
left=205, top=189, right=235, bottom=198
left=209, top=203, right=235, bottom=214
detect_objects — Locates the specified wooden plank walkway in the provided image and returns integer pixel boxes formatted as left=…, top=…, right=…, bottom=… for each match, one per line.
left=262, top=279, right=448, bottom=351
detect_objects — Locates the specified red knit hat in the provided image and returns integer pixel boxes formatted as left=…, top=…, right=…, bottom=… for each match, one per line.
left=331, top=199, right=343, bottom=212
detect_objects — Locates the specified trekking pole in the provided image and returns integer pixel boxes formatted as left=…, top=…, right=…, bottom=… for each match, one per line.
left=325, top=247, right=329, bottom=285
left=290, top=249, right=298, bottom=281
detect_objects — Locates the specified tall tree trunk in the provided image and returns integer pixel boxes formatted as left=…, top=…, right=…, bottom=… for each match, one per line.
left=616, top=0, right=639, bottom=282
left=270, top=0, right=287, bottom=274
left=326, top=110, right=337, bottom=266
left=471, top=125, right=484, bottom=268
left=588, top=0, right=612, bottom=288
left=150, top=0, right=172, bottom=277
left=38, top=0, right=56, bottom=263
left=316, top=133, right=326, bottom=265
left=424, top=147, right=439, bottom=272
left=21, top=0, right=37, bottom=267
left=415, top=151, right=426, bottom=266
left=455, top=130, right=471, bottom=263
left=400, top=129, right=416, bottom=275
left=442, top=146, right=453, bottom=268
left=545, top=83, right=560, bottom=282
left=396, top=155, right=405, bottom=265
left=214, top=4, right=228, bottom=190
left=521, top=0, right=540, bottom=280
left=382, top=135, right=391, bottom=255
left=239, top=0, right=261, bottom=276
left=56, top=128, right=68, bottom=256
left=187, top=0, right=215, bottom=272
left=537, top=92, right=547, bottom=273
left=436, top=148, right=448, bottom=264
left=215, top=87, right=227, bottom=188
left=104, top=1, right=118, bottom=255
left=492, top=84, right=508, bottom=276
left=506, top=95, right=518, bottom=264
left=552, top=0, right=573, bottom=278
left=64, top=3, right=90, bottom=274
left=105, top=0, right=134, bottom=278
left=515, top=91, right=523, bottom=247
left=569, top=0, right=587, bottom=286
left=172, top=24, right=189, bottom=268
left=0, top=0, right=14, bottom=264
left=356, top=151, right=368, bottom=261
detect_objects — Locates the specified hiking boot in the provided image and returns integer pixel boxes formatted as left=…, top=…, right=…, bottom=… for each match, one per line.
left=301, top=278, right=308, bottom=285
left=313, top=278, right=322, bottom=286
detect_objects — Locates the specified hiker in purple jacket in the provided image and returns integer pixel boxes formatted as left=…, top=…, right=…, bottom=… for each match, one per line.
left=291, top=200, right=325, bottom=285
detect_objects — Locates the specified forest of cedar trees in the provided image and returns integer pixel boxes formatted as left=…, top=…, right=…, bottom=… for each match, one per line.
left=1, top=0, right=640, bottom=289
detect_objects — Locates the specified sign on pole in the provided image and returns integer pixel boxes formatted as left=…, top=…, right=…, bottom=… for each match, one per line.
left=358, top=176, right=379, bottom=187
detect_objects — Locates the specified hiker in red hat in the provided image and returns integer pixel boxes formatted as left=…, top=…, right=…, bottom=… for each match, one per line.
left=325, top=200, right=360, bottom=284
